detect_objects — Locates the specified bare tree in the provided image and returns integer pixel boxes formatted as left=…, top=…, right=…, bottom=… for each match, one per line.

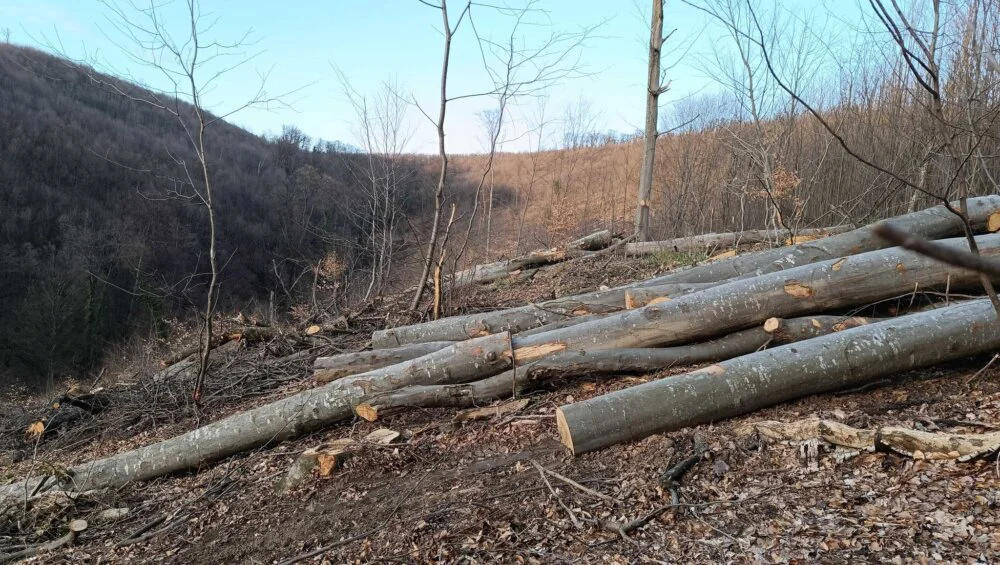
left=408, top=0, right=464, bottom=311
left=696, top=0, right=1000, bottom=312
left=408, top=0, right=596, bottom=311
left=514, top=96, right=551, bottom=254
left=86, top=0, right=285, bottom=402
left=336, top=74, right=413, bottom=301
left=635, top=0, right=669, bottom=241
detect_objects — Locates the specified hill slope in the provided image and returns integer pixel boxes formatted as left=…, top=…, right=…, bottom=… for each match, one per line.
left=0, top=45, right=433, bottom=386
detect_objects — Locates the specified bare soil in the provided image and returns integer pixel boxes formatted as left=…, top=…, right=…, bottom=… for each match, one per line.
left=3, top=254, right=999, bottom=564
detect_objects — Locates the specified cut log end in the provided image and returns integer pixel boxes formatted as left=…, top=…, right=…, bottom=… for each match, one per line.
left=989, top=211, right=1000, bottom=233
left=762, top=317, right=781, bottom=333
left=556, top=407, right=575, bottom=455
left=355, top=403, right=379, bottom=422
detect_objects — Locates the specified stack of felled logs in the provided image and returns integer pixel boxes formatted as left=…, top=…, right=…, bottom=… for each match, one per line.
left=5, top=197, right=1000, bottom=504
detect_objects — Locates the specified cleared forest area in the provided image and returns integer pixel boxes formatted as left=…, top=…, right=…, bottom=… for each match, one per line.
left=4, top=0, right=1000, bottom=563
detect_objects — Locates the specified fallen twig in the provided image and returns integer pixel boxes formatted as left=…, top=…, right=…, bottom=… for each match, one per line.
left=538, top=466, right=618, bottom=504
left=600, top=436, right=707, bottom=541
left=531, top=459, right=582, bottom=529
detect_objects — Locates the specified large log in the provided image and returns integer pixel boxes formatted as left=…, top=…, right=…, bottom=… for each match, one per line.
left=656, top=197, right=1000, bottom=284
left=555, top=299, right=1000, bottom=455
left=0, top=333, right=513, bottom=504
left=354, top=315, right=874, bottom=421
left=373, top=197, right=1000, bottom=347
left=567, top=229, right=614, bottom=251
left=373, top=290, right=629, bottom=348
left=624, top=226, right=852, bottom=256
left=371, top=281, right=712, bottom=348
left=508, top=235, right=1000, bottom=359
left=313, top=341, right=456, bottom=384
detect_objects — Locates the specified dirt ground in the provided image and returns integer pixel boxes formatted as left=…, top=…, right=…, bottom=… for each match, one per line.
left=3, top=254, right=1000, bottom=564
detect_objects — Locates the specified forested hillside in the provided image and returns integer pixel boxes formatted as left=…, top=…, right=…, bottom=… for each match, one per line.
left=0, top=45, right=437, bottom=387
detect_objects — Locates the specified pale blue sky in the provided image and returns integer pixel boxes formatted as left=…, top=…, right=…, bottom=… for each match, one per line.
left=1, top=0, right=865, bottom=153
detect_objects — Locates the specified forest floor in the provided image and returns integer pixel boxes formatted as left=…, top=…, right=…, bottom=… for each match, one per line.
left=2, top=253, right=1000, bottom=564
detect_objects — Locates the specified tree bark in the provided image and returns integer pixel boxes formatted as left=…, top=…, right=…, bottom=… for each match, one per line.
left=373, top=289, right=631, bottom=348
left=567, top=230, right=614, bottom=251
left=355, top=315, right=875, bottom=421
left=624, top=226, right=852, bottom=256
left=623, top=282, right=715, bottom=308
left=0, top=333, right=513, bottom=504
left=652, top=196, right=1000, bottom=284
left=314, top=341, right=457, bottom=384
left=451, top=248, right=592, bottom=287
left=510, top=235, right=1000, bottom=361
left=556, top=299, right=1000, bottom=455
left=634, top=0, right=663, bottom=241
left=374, top=196, right=1000, bottom=347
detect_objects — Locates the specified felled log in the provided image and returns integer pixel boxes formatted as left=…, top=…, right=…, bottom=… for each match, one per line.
left=452, top=248, right=594, bottom=287
left=509, top=235, right=1000, bottom=361
left=354, top=315, right=874, bottom=421
left=762, top=315, right=873, bottom=342
left=24, top=387, right=115, bottom=442
left=160, top=324, right=306, bottom=367
left=0, top=333, right=513, bottom=504
left=372, top=288, right=631, bottom=348
left=624, top=226, right=852, bottom=256
left=373, top=197, right=1000, bottom=347
left=152, top=339, right=242, bottom=383
left=622, top=282, right=716, bottom=308
left=313, top=341, right=456, bottom=384
left=657, top=196, right=1000, bottom=285
left=555, top=299, right=1000, bottom=455
left=567, top=230, right=614, bottom=251
left=449, top=231, right=616, bottom=288
left=161, top=333, right=235, bottom=367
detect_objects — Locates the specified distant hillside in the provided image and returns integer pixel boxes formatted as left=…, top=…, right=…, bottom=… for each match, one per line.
left=0, top=45, right=435, bottom=387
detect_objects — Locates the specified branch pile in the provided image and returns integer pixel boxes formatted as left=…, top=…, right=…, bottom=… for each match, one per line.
left=5, top=197, right=1000, bottom=505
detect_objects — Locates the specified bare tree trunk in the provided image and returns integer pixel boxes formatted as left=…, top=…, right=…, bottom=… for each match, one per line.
left=635, top=0, right=664, bottom=241
left=411, top=1, right=455, bottom=311
left=193, top=91, right=217, bottom=405
left=556, top=299, right=1000, bottom=455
